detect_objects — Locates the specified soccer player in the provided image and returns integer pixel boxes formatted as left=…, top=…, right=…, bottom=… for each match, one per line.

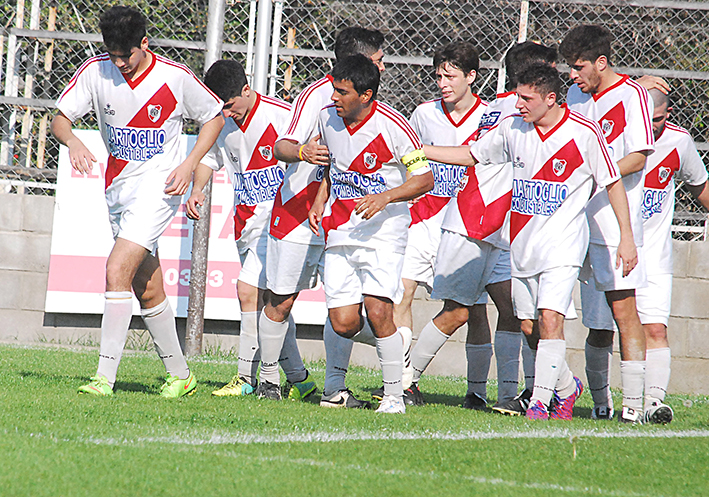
left=309, top=54, right=434, bottom=413
left=560, top=24, right=654, bottom=423
left=271, top=27, right=394, bottom=409
left=424, top=62, right=638, bottom=420
left=185, top=60, right=315, bottom=401
left=639, top=89, right=709, bottom=423
left=51, top=6, right=224, bottom=397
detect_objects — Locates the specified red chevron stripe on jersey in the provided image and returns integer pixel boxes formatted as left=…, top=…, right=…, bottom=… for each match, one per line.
left=458, top=170, right=512, bottom=239
left=321, top=198, right=357, bottom=241
left=126, top=83, right=178, bottom=128
left=410, top=195, right=450, bottom=225
left=105, top=155, right=129, bottom=190
left=645, top=148, right=680, bottom=189
left=348, top=134, right=393, bottom=175
left=247, top=123, right=279, bottom=170
left=234, top=204, right=258, bottom=240
left=598, top=101, right=626, bottom=147
left=270, top=180, right=322, bottom=240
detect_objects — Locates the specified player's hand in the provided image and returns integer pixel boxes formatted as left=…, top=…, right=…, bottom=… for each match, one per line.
left=165, top=163, right=192, bottom=196
left=308, top=201, right=325, bottom=235
left=616, top=238, right=638, bottom=277
left=408, top=193, right=425, bottom=205
left=66, top=137, right=97, bottom=174
left=637, top=75, right=670, bottom=95
left=300, top=135, right=330, bottom=166
left=185, top=190, right=206, bottom=220
left=355, top=192, right=392, bottom=220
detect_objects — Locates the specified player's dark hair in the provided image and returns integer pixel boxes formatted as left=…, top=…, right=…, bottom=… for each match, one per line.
left=334, top=27, right=384, bottom=62
left=505, top=41, right=557, bottom=89
left=204, top=60, right=248, bottom=102
left=516, top=62, right=562, bottom=100
left=433, top=41, right=479, bottom=77
left=559, top=24, right=612, bottom=64
left=331, top=54, right=380, bottom=100
left=99, top=6, right=146, bottom=53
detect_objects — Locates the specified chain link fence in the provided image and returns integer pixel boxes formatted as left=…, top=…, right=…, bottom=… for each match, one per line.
left=2, top=0, right=708, bottom=238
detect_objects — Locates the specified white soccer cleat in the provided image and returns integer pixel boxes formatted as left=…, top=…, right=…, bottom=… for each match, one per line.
left=398, top=326, right=413, bottom=390
left=618, top=406, right=642, bottom=424
left=643, top=400, right=673, bottom=424
left=376, top=394, right=406, bottom=414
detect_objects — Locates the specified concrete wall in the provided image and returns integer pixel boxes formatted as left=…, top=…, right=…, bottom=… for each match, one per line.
left=2, top=193, right=708, bottom=394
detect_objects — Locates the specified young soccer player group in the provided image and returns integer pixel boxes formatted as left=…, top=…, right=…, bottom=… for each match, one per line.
left=53, top=6, right=709, bottom=422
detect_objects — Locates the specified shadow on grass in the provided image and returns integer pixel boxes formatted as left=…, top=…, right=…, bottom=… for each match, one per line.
left=16, top=370, right=152, bottom=394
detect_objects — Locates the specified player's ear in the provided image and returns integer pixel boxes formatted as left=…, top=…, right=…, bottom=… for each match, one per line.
left=140, top=37, right=149, bottom=51
left=666, top=106, right=673, bottom=117
left=466, top=70, right=477, bottom=85
left=595, top=55, right=608, bottom=72
left=241, top=84, right=251, bottom=98
left=546, top=91, right=557, bottom=106
left=360, top=88, right=374, bottom=105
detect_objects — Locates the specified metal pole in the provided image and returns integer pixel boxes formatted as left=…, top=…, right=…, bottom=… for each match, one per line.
left=252, top=0, right=272, bottom=93
left=184, top=0, right=225, bottom=358
left=245, top=0, right=257, bottom=84
left=1, top=0, right=24, bottom=170
left=267, top=0, right=283, bottom=97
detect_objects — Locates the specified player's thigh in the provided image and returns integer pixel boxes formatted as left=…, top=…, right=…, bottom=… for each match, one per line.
left=237, top=234, right=269, bottom=291
left=587, top=243, right=647, bottom=292
left=266, top=235, right=323, bottom=295
left=635, top=272, right=671, bottom=327
left=513, top=266, right=578, bottom=321
left=323, top=246, right=364, bottom=309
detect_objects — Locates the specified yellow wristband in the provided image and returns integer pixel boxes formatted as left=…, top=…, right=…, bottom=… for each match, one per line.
left=298, top=144, right=306, bottom=161
left=402, top=149, right=429, bottom=172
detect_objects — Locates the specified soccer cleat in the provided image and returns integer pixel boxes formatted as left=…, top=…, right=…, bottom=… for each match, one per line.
left=462, top=392, right=488, bottom=411
left=492, top=389, right=532, bottom=416
left=286, top=374, right=317, bottom=401
left=211, top=376, right=256, bottom=397
left=643, top=401, right=673, bottom=424
left=618, top=406, right=643, bottom=424
left=404, top=383, right=425, bottom=406
left=320, top=389, right=372, bottom=409
left=550, top=376, right=583, bottom=420
left=371, top=385, right=384, bottom=401
left=78, top=375, right=113, bottom=396
left=591, top=405, right=615, bottom=420
left=256, top=381, right=282, bottom=401
left=399, top=326, right=413, bottom=389
left=376, top=394, right=406, bottom=414
left=160, top=371, right=197, bottom=398
left=525, top=399, right=549, bottom=420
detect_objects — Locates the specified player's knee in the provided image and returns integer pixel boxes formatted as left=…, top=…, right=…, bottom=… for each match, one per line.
left=587, top=328, right=614, bottom=348
left=644, top=323, right=668, bottom=344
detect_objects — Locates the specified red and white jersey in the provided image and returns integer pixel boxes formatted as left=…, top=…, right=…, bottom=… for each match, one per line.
left=441, top=92, right=516, bottom=248
left=566, top=75, right=654, bottom=246
left=408, top=96, right=486, bottom=227
left=202, top=93, right=288, bottom=248
left=470, top=108, right=621, bottom=277
left=643, top=122, right=707, bottom=274
left=269, top=75, right=334, bottom=245
left=318, top=101, right=427, bottom=253
left=56, top=50, right=222, bottom=193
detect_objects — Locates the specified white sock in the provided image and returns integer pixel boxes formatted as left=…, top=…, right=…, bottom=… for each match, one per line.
left=399, top=326, right=413, bottom=390
left=494, top=330, right=521, bottom=402
left=555, top=358, right=576, bottom=399
left=96, top=291, right=133, bottom=387
left=522, top=339, right=536, bottom=391
left=376, top=333, right=403, bottom=399
left=465, top=343, right=492, bottom=400
left=620, top=360, right=646, bottom=410
left=142, top=298, right=189, bottom=380
left=238, top=311, right=260, bottom=386
left=323, top=317, right=353, bottom=396
left=258, top=312, right=288, bottom=385
left=279, top=315, right=308, bottom=384
left=411, top=320, right=450, bottom=382
left=351, top=319, right=377, bottom=347
left=585, top=343, right=613, bottom=408
left=531, top=339, right=566, bottom=406
left=644, top=347, right=671, bottom=409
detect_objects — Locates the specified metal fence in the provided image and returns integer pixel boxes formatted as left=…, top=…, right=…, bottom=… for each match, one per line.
left=2, top=0, right=708, bottom=238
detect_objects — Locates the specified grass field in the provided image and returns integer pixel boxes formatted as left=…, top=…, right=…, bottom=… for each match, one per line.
left=1, top=343, right=708, bottom=496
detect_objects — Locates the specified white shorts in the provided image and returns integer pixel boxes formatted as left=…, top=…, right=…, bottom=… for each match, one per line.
left=431, top=230, right=500, bottom=306
left=237, top=233, right=269, bottom=289
left=401, top=221, right=441, bottom=290
left=636, top=273, right=672, bottom=326
left=586, top=243, right=647, bottom=291
left=323, top=245, right=404, bottom=308
left=475, top=249, right=512, bottom=304
left=512, top=265, right=579, bottom=320
left=108, top=187, right=180, bottom=254
left=266, top=236, right=323, bottom=295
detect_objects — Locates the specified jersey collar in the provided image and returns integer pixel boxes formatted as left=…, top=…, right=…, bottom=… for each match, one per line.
left=123, top=49, right=157, bottom=90
left=235, top=92, right=261, bottom=131
left=344, top=101, right=377, bottom=135
left=592, top=74, right=629, bottom=102
left=441, top=94, right=482, bottom=128
left=534, top=105, right=570, bottom=142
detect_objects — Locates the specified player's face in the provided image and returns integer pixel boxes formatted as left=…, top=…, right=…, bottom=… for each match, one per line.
left=652, top=102, right=670, bottom=141
left=331, top=79, right=369, bottom=121
left=568, top=58, right=602, bottom=94
left=368, top=49, right=385, bottom=72
left=107, top=37, right=149, bottom=78
left=515, top=84, right=552, bottom=123
left=436, top=62, right=475, bottom=105
left=222, top=87, right=252, bottom=122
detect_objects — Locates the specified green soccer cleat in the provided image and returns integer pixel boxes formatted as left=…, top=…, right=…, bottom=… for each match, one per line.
left=211, top=376, right=255, bottom=397
left=287, top=378, right=317, bottom=401
left=160, top=371, right=197, bottom=398
left=78, top=375, right=114, bottom=396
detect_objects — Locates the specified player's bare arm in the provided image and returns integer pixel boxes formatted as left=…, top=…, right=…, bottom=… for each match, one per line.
left=606, top=178, right=638, bottom=277
left=165, top=113, right=224, bottom=196
left=308, top=166, right=331, bottom=234
left=637, top=75, right=670, bottom=95
left=422, top=144, right=476, bottom=167
left=616, top=150, right=650, bottom=177
left=185, top=163, right=215, bottom=220
left=355, top=169, right=434, bottom=220
left=274, top=135, right=330, bottom=166
left=50, top=112, right=97, bottom=174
